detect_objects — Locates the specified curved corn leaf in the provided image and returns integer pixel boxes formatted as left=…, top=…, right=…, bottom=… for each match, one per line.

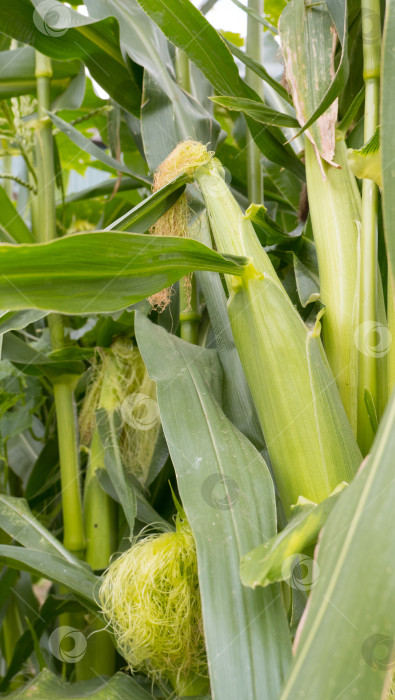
left=136, top=0, right=305, bottom=179
left=280, top=389, right=395, bottom=699
left=106, top=174, right=187, bottom=232
left=224, top=39, right=292, bottom=104
left=0, top=186, right=34, bottom=244
left=241, top=485, right=346, bottom=588
left=0, top=310, right=47, bottom=335
left=0, top=232, right=248, bottom=314
left=48, top=112, right=151, bottom=186
left=136, top=313, right=292, bottom=700
left=210, top=95, right=299, bottom=127
left=1, top=0, right=142, bottom=115
left=5, top=669, right=154, bottom=700
left=0, top=546, right=98, bottom=603
left=64, top=177, right=143, bottom=204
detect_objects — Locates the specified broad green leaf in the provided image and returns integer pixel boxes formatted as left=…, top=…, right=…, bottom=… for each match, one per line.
left=0, top=185, right=34, bottom=243
left=84, top=0, right=220, bottom=171
left=96, top=408, right=136, bottom=533
left=0, top=545, right=98, bottom=603
left=279, top=0, right=348, bottom=150
left=0, top=310, right=47, bottom=335
left=2, top=333, right=84, bottom=378
left=136, top=0, right=305, bottom=179
left=136, top=313, right=292, bottom=700
left=0, top=232, right=248, bottom=314
left=0, top=494, right=88, bottom=566
left=1, top=0, right=142, bottom=115
left=280, top=389, right=395, bottom=699
left=106, top=174, right=187, bottom=232
left=48, top=112, right=151, bottom=186
left=381, top=1, right=395, bottom=280
left=241, top=486, right=345, bottom=588
left=210, top=95, right=299, bottom=127
left=5, top=669, right=154, bottom=699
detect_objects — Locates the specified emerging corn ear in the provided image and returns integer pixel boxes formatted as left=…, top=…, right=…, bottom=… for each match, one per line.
left=99, top=515, right=208, bottom=696
left=305, top=135, right=361, bottom=432
left=155, top=141, right=361, bottom=514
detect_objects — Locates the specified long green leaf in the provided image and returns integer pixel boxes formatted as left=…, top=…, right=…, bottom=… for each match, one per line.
left=64, top=176, right=143, bottom=204
left=136, top=313, right=291, bottom=700
left=96, top=408, right=136, bottom=533
left=0, top=546, right=98, bottom=603
left=106, top=174, right=187, bottom=232
left=0, top=232, right=248, bottom=314
left=5, top=669, right=154, bottom=700
left=1, top=0, right=142, bottom=114
left=280, top=389, right=395, bottom=699
left=224, top=39, right=292, bottom=104
left=0, top=185, right=34, bottom=243
left=210, top=95, right=299, bottom=127
left=136, top=0, right=305, bottom=179
left=48, top=112, right=151, bottom=186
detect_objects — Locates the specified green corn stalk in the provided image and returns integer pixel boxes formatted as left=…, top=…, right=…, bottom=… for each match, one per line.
left=193, top=155, right=362, bottom=515
left=305, top=135, right=360, bottom=434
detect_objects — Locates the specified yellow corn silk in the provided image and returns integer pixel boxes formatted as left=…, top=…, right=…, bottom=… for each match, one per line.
left=79, top=340, right=160, bottom=486
left=99, top=517, right=209, bottom=695
left=152, top=140, right=362, bottom=516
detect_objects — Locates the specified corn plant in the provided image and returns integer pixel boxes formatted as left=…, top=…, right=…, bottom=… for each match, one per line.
left=0, top=0, right=394, bottom=698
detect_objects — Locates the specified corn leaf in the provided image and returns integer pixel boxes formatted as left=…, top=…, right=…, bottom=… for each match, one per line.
left=48, top=112, right=151, bottom=186
left=5, top=669, right=154, bottom=700
left=136, top=0, right=305, bottom=179
left=0, top=186, right=34, bottom=244
left=210, top=95, right=299, bottom=127
left=224, top=38, right=292, bottom=104
left=241, top=486, right=345, bottom=588
left=96, top=408, right=136, bottom=534
left=0, top=232, right=248, bottom=314
left=136, top=312, right=292, bottom=700
left=280, top=389, right=395, bottom=699
left=64, top=177, right=143, bottom=204
left=0, top=310, right=47, bottom=335
left=106, top=174, right=188, bottom=232
left=0, top=0, right=142, bottom=115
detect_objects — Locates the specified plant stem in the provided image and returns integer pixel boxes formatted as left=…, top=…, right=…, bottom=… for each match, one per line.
left=388, top=273, right=395, bottom=396
left=357, top=0, right=381, bottom=454
left=35, top=51, right=85, bottom=555
left=246, top=0, right=264, bottom=203
left=175, top=49, right=201, bottom=344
